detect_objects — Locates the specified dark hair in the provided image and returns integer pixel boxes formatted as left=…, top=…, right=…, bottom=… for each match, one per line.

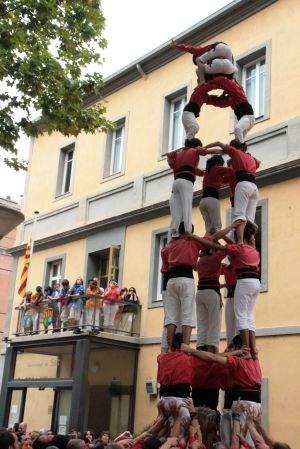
left=229, top=139, right=247, bottom=151
left=232, top=334, right=243, bottom=349
left=32, top=435, right=50, bottom=449
left=172, top=332, right=183, bottom=350
left=206, top=155, right=224, bottom=172
left=101, top=431, right=110, bottom=438
left=62, top=279, right=69, bottom=285
left=185, top=137, right=202, bottom=148
left=128, top=287, right=136, bottom=293
left=142, top=437, right=162, bottom=449
left=45, top=286, right=52, bottom=293
left=273, top=444, right=291, bottom=449
left=0, top=431, right=15, bottom=449
left=179, top=222, right=194, bottom=235
left=36, top=286, right=42, bottom=292
left=243, top=221, right=257, bottom=242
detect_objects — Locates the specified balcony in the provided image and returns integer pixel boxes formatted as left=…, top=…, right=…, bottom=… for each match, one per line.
left=14, top=295, right=141, bottom=338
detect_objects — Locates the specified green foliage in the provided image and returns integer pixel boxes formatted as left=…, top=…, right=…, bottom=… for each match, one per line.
left=0, top=0, right=114, bottom=170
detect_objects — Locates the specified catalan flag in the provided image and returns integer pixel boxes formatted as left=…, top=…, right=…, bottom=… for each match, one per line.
left=17, top=237, right=32, bottom=297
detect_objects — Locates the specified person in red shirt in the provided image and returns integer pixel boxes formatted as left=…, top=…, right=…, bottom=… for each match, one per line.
left=163, top=222, right=225, bottom=349
left=103, top=280, right=120, bottom=332
left=199, top=155, right=234, bottom=233
left=225, top=223, right=261, bottom=358
left=172, top=40, right=236, bottom=84
left=196, top=248, right=225, bottom=353
left=205, top=139, right=260, bottom=244
left=157, top=333, right=192, bottom=434
left=165, top=138, right=218, bottom=237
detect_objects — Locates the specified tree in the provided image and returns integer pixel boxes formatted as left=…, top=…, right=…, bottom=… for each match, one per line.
left=0, top=0, right=114, bottom=170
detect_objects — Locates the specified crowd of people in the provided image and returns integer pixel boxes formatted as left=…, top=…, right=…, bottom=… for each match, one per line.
left=18, top=279, right=139, bottom=335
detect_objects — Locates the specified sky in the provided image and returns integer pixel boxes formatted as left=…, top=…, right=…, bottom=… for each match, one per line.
left=0, top=0, right=232, bottom=203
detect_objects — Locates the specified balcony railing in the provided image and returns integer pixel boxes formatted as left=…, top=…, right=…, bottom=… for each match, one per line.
left=14, top=295, right=141, bottom=337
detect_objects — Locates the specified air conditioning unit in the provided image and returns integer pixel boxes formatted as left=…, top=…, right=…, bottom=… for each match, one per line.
left=145, top=379, right=158, bottom=396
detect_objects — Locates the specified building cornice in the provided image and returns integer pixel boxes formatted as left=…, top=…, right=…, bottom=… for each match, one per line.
left=84, top=0, right=277, bottom=106
left=9, top=157, right=300, bottom=256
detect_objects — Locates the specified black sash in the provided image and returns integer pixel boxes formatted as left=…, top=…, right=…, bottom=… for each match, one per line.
left=169, top=265, right=194, bottom=279
left=235, top=170, right=256, bottom=184
left=202, top=187, right=219, bottom=199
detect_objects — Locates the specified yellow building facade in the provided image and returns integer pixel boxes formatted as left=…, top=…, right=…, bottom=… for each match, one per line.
left=1, top=0, right=300, bottom=445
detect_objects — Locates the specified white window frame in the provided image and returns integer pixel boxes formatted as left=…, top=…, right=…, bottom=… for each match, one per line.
left=168, top=94, right=187, bottom=151
left=242, top=56, right=266, bottom=119
left=110, top=124, right=124, bottom=176
left=61, top=147, right=74, bottom=194
left=49, top=260, right=62, bottom=287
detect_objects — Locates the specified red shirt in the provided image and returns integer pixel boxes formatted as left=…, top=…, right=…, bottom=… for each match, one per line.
left=168, top=147, right=207, bottom=177
left=223, top=170, right=237, bottom=196
left=104, top=286, right=120, bottom=305
left=175, top=42, right=213, bottom=56
left=221, top=263, right=237, bottom=286
left=192, top=357, right=223, bottom=389
left=226, top=244, right=260, bottom=270
left=157, top=352, right=192, bottom=385
left=221, top=356, right=262, bottom=389
left=223, top=145, right=260, bottom=174
left=160, top=242, right=172, bottom=273
left=203, top=166, right=234, bottom=190
left=197, top=251, right=224, bottom=280
left=164, top=236, right=209, bottom=271
left=205, top=77, right=248, bottom=108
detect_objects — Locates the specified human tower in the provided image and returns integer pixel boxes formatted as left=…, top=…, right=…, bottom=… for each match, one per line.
left=156, top=41, right=263, bottom=447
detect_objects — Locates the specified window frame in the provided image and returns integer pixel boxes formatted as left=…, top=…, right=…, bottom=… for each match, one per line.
left=61, top=147, right=74, bottom=195
left=109, top=124, right=125, bottom=176
left=42, top=254, right=66, bottom=289
left=158, top=82, right=192, bottom=160
left=242, top=56, right=266, bottom=119
left=54, top=141, right=76, bottom=200
left=101, top=114, right=128, bottom=182
left=148, top=227, right=169, bottom=308
left=48, top=260, right=63, bottom=288
left=168, top=94, right=187, bottom=151
left=234, top=40, right=271, bottom=127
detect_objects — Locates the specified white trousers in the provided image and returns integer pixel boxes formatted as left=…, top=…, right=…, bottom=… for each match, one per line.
left=196, top=289, right=221, bottom=349
left=160, top=397, right=190, bottom=431
left=103, top=303, right=119, bottom=327
left=119, top=312, right=134, bottom=334
left=85, top=308, right=100, bottom=328
left=199, top=43, right=233, bottom=64
left=170, top=178, right=194, bottom=234
left=234, top=114, right=255, bottom=143
left=182, top=110, right=199, bottom=140
left=233, top=181, right=258, bottom=224
left=225, top=296, right=236, bottom=345
left=221, top=403, right=261, bottom=447
left=199, top=197, right=222, bottom=233
left=165, top=278, right=195, bottom=327
left=32, top=312, right=40, bottom=332
left=234, top=278, right=260, bottom=331
left=161, top=290, right=182, bottom=353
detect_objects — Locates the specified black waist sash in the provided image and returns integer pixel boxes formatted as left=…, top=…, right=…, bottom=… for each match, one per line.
left=162, top=272, right=170, bottom=291
left=235, top=170, right=256, bottom=184
left=169, top=265, right=194, bottom=279
left=202, top=187, right=219, bottom=199
left=174, top=165, right=196, bottom=184
left=234, top=101, right=254, bottom=120
left=224, top=384, right=261, bottom=409
left=192, top=388, right=219, bottom=410
left=160, top=383, right=191, bottom=398
left=236, top=267, right=259, bottom=280
left=198, top=277, right=220, bottom=294
left=184, top=101, right=200, bottom=117
left=226, top=284, right=236, bottom=298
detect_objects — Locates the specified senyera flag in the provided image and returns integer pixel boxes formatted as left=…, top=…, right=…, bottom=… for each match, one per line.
left=17, top=237, right=32, bottom=297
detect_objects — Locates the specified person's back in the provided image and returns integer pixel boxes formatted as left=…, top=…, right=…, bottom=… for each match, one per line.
left=0, top=430, right=15, bottom=449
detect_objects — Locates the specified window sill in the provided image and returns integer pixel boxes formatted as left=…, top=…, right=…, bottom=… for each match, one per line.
left=53, top=191, right=73, bottom=202
left=100, top=171, right=125, bottom=184
left=147, top=299, right=163, bottom=309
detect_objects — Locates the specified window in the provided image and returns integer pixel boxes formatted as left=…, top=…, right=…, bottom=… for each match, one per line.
left=103, top=117, right=127, bottom=179
left=160, top=85, right=189, bottom=157
left=243, top=57, right=266, bottom=118
left=236, top=41, right=271, bottom=124
left=168, top=95, right=186, bottom=150
left=88, top=246, right=120, bottom=289
left=49, top=260, right=62, bottom=288
left=43, top=254, right=66, bottom=289
left=148, top=229, right=168, bottom=307
left=55, top=142, right=75, bottom=197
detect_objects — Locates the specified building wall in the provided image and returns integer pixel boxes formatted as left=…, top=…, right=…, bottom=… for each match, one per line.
left=0, top=229, right=16, bottom=336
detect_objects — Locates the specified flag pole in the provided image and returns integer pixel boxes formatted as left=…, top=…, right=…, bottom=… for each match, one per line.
left=26, top=210, right=39, bottom=290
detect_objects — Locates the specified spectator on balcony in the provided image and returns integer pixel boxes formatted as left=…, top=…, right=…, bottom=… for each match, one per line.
left=120, top=287, right=140, bottom=334
left=19, top=291, right=33, bottom=334
left=85, top=279, right=103, bottom=330
left=69, top=277, right=85, bottom=333
left=103, top=281, right=120, bottom=332
left=60, top=279, right=71, bottom=331
left=30, top=286, right=44, bottom=334
left=115, top=287, right=128, bottom=332
left=42, top=286, right=55, bottom=334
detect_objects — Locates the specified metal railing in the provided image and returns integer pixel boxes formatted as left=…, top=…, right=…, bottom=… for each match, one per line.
left=14, top=295, right=141, bottom=337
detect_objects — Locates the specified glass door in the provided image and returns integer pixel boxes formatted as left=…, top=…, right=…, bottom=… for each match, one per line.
left=7, top=389, right=26, bottom=429
left=52, top=389, right=72, bottom=435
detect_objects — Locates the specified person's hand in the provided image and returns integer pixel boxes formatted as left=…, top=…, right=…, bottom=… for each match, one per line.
left=118, top=439, right=134, bottom=449
left=170, top=38, right=176, bottom=46
left=181, top=343, right=192, bottom=354
left=232, top=399, right=247, bottom=415
left=169, top=400, right=181, bottom=417
left=166, top=437, right=179, bottom=447
left=183, top=398, right=196, bottom=413
left=231, top=219, right=244, bottom=228
left=157, top=399, right=169, bottom=417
